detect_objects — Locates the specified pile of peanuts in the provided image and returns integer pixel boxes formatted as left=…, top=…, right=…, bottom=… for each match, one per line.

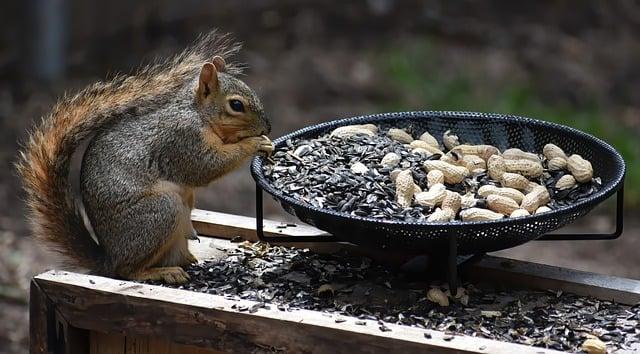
left=331, top=124, right=595, bottom=222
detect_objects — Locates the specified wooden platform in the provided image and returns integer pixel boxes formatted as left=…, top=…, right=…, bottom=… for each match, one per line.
left=30, top=210, right=640, bottom=354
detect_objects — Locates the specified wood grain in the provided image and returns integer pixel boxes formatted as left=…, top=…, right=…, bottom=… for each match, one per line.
left=29, top=280, right=49, bottom=354
left=90, top=331, right=224, bottom=354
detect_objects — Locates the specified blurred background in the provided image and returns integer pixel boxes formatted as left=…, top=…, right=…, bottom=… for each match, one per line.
left=1, top=1, right=640, bottom=352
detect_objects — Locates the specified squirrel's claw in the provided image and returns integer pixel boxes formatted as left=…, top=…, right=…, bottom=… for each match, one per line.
left=257, top=135, right=274, bottom=157
left=186, top=230, right=200, bottom=242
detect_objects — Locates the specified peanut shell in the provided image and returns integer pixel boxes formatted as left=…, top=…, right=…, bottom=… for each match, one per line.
left=387, top=128, right=414, bottom=144
left=395, top=169, right=415, bottom=208
left=426, top=170, right=445, bottom=188
left=477, top=185, right=525, bottom=204
left=500, top=172, right=530, bottom=190
left=460, top=208, right=504, bottom=221
left=521, top=185, right=551, bottom=213
left=422, top=160, right=469, bottom=184
left=547, top=157, right=567, bottom=171
left=510, top=209, right=530, bottom=218
left=486, top=194, right=520, bottom=215
left=555, top=174, right=576, bottom=190
left=415, top=183, right=447, bottom=208
left=443, top=130, right=460, bottom=150
left=418, top=131, right=440, bottom=148
left=567, top=154, right=593, bottom=183
left=543, top=143, right=568, bottom=160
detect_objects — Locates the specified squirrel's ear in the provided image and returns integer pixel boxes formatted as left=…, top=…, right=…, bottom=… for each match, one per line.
left=212, top=56, right=226, bottom=72
left=198, top=62, right=218, bottom=98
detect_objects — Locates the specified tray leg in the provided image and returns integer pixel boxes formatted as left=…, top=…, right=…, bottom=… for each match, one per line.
left=448, top=234, right=458, bottom=296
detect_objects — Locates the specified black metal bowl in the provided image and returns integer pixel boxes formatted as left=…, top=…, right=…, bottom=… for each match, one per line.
left=250, top=111, right=625, bottom=254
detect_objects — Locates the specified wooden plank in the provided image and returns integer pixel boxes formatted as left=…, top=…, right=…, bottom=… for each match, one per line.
left=191, top=209, right=329, bottom=241
left=90, top=333, right=226, bottom=354
left=29, top=280, right=50, bottom=354
left=34, top=271, right=560, bottom=354
left=465, top=255, right=640, bottom=305
left=91, top=331, right=125, bottom=354
left=191, top=210, right=421, bottom=264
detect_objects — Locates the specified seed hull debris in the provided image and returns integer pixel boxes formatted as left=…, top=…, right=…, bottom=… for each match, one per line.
left=150, top=242, right=640, bottom=353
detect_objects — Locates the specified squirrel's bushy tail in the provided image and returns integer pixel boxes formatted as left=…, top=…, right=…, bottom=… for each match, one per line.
left=16, top=30, right=241, bottom=271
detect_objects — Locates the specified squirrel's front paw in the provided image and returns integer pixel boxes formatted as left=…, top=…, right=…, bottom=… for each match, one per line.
left=254, top=135, right=274, bottom=156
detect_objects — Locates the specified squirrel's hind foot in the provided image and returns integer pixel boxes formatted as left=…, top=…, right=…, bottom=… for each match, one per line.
left=130, top=266, right=190, bottom=284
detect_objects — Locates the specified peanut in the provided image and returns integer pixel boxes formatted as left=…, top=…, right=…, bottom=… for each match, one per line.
left=427, top=170, right=445, bottom=188
left=510, top=209, right=530, bottom=218
left=380, top=152, right=401, bottom=168
left=418, top=131, right=440, bottom=148
left=415, top=183, right=447, bottom=208
left=461, top=154, right=487, bottom=171
left=581, top=338, right=606, bottom=354
left=524, top=181, right=541, bottom=193
left=450, top=144, right=500, bottom=161
left=362, top=124, right=378, bottom=132
left=500, top=172, right=530, bottom=191
left=547, top=157, right=567, bottom=171
left=487, top=155, right=507, bottom=180
left=535, top=205, right=552, bottom=214
left=409, top=140, right=444, bottom=155
left=478, top=185, right=525, bottom=204
left=426, top=288, right=449, bottom=307
left=413, top=183, right=422, bottom=196
left=387, top=128, right=414, bottom=144
left=502, top=148, right=540, bottom=162
left=543, top=143, right=568, bottom=160
left=440, top=153, right=457, bottom=165
left=330, top=124, right=377, bottom=138
left=460, top=208, right=504, bottom=221
left=427, top=207, right=454, bottom=222
left=441, top=191, right=462, bottom=215
left=504, top=159, right=543, bottom=178
left=486, top=194, right=520, bottom=215
left=395, top=169, right=415, bottom=208
left=567, top=154, right=593, bottom=183
left=521, top=185, right=551, bottom=214
left=555, top=174, right=576, bottom=190
left=422, top=160, right=469, bottom=184
left=461, top=192, right=478, bottom=209
left=443, top=130, right=460, bottom=150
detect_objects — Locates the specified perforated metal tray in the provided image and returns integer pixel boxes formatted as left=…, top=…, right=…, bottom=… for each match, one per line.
left=251, top=111, right=625, bottom=254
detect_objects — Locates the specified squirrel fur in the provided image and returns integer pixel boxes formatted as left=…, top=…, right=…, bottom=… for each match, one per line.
left=16, top=30, right=273, bottom=283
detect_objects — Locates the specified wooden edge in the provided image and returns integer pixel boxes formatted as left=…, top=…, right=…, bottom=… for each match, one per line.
left=33, top=271, right=562, bottom=354
left=191, top=209, right=406, bottom=259
left=191, top=209, right=329, bottom=240
left=29, top=280, right=49, bottom=354
left=466, top=256, right=640, bottom=305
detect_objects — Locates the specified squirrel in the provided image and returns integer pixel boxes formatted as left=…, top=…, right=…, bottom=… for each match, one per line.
left=16, top=31, right=273, bottom=284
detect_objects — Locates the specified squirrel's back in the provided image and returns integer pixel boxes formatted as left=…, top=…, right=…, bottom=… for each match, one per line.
left=16, top=30, right=243, bottom=271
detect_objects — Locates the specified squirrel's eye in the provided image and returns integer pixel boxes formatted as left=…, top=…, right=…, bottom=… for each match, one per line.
left=228, top=99, right=245, bottom=113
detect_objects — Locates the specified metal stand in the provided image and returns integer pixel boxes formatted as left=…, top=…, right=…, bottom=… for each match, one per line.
left=538, top=184, right=624, bottom=240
